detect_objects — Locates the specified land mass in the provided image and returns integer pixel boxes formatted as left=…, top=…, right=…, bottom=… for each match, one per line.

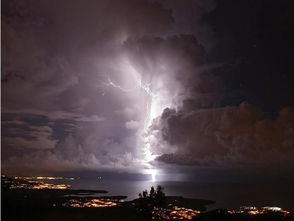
left=2, top=175, right=293, bottom=221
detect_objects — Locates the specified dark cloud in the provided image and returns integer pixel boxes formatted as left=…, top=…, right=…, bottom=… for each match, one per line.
left=155, top=103, right=294, bottom=172
left=205, top=0, right=294, bottom=111
left=160, top=0, right=217, bottom=49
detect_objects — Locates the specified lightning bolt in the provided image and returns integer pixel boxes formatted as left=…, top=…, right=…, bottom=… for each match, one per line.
left=103, top=72, right=155, bottom=96
left=104, top=77, right=137, bottom=93
left=102, top=61, right=160, bottom=181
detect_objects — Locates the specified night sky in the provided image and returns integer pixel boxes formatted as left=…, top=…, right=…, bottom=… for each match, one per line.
left=2, top=0, right=294, bottom=183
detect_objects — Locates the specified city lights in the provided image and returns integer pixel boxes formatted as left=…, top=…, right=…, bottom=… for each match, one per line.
left=228, top=206, right=291, bottom=216
left=153, top=206, right=201, bottom=220
left=6, top=176, right=71, bottom=190
left=62, top=198, right=119, bottom=208
left=9, top=182, right=70, bottom=190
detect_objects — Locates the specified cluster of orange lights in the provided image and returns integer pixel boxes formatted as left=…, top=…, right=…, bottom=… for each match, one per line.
left=9, top=182, right=70, bottom=190
left=228, top=206, right=291, bottom=216
left=14, top=176, right=75, bottom=180
left=153, top=206, right=201, bottom=220
left=62, top=199, right=119, bottom=208
left=31, top=183, right=70, bottom=189
left=7, top=176, right=72, bottom=190
left=9, top=179, right=70, bottom=190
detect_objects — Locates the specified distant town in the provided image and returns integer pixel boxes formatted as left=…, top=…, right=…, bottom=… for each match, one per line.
left=2, top=174, right=72, bottom=190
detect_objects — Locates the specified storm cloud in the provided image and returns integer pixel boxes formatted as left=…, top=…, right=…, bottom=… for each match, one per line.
left=155, top=103, right=294, bottom=173
left=2, top=0, right=293, bottom=177
left=2, top=0, right=175, bottom=173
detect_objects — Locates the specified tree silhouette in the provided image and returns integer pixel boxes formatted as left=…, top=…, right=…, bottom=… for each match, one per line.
left=137, top=185, right=166, bottom=216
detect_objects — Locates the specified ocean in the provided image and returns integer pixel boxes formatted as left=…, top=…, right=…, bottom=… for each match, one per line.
left=49, top=178, right=294, bottom=210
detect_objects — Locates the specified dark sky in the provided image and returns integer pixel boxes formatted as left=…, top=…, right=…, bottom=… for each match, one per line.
left=2, top=0, right=294, bottom=181
left=206, top=0, right=294, bottom=113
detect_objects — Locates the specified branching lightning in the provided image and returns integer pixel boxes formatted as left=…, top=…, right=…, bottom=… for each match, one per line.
left=103, top=60, right=164, bottom=181
left=105, top=77, right=137, bottom=93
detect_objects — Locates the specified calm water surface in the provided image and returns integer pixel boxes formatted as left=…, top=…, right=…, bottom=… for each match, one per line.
left=53, top=178, right=294, bottom=210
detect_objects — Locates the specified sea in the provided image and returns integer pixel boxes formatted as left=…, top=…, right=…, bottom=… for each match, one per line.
left=48, top=178, right=294, bottom=210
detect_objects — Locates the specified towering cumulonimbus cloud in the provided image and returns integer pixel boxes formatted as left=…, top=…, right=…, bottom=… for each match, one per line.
left=2, top=0, right=177, bottom=173
left=3, top=0, right=293, bottom=176
left=3, top=0, right=216, bottom=174
left=122, top=35, right=216, bottom=162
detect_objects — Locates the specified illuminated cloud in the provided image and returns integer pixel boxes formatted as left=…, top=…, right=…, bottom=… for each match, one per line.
left=155, top=103, right=294, bottom=172
left=2, top=0, right=175, bottom=173
left=125, top=120, right=140, bottom=130
left=3, top=0, right=293, bottom=178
